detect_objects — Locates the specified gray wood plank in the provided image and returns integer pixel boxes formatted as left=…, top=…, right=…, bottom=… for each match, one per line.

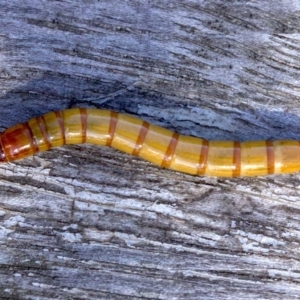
left=1, top=1, right=300, bottom=299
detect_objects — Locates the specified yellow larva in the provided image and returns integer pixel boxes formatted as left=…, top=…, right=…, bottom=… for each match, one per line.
left=0, top=108, right=299, bottom=177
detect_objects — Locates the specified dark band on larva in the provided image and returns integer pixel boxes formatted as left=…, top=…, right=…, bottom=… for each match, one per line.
left=107, top=111, right=118, bottom=146
left=197, top=139, right=209, bottom=175
left=266, top=140, right=275, bottom=174
left=232, top=141, right=241, bottom=177
left=132, top=121, right=149, bottom=156
left=22, top=122, right=38, bottom=153
left=79, top=108, right=87, bottom=144
left=36, top=116, right=52, bottom=149
left=161, top=132, right=179, bottom=168
left=54, top=111, right=65, bottom=145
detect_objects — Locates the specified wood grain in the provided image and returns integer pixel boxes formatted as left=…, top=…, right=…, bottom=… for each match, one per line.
left=1, top=0, right=300, bottom=299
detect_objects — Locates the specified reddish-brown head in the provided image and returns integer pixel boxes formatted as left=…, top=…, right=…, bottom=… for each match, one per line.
left=0, top=123, right=37, bottom=162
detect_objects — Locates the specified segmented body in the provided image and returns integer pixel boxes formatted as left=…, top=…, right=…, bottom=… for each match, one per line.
left=0, top=108, right=299, bottom=177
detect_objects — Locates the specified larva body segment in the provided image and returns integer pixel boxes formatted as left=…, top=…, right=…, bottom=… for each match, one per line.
left=0, top=108, right=299, bottom=177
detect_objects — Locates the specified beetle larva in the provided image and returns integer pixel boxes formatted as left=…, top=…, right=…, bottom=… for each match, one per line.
left=0, top=108, right=299, bottom=177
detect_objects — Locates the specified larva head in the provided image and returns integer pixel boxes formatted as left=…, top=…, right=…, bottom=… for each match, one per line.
left=0, top=123, right=37, bottom=162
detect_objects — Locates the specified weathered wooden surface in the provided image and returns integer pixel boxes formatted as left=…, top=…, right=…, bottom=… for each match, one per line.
left=1, top=0, right=300, bottom=299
